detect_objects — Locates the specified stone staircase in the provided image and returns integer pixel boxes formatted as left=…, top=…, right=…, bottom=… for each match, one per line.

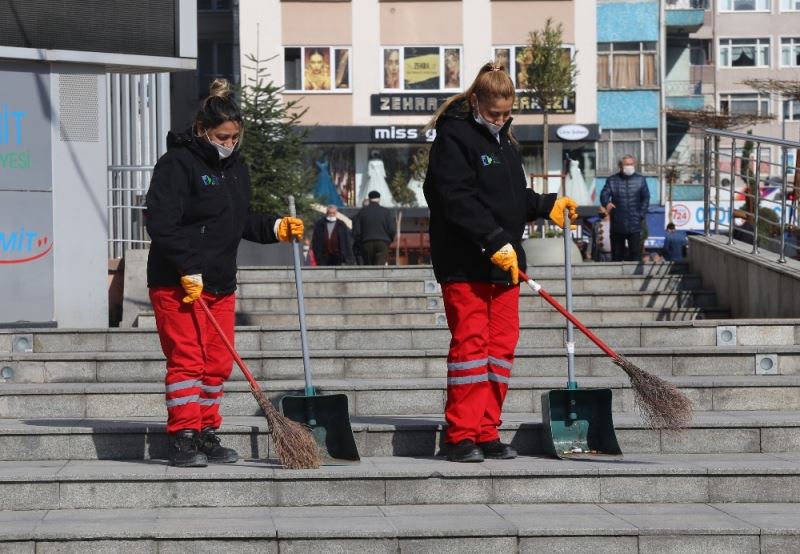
left=0, top=262, right=798, bottom=552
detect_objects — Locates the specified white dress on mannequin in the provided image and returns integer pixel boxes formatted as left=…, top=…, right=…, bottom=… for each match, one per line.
left=407, top=177, right=427, bottom=207
left=359, top=158, right=394, bottom=204
left=566, top=159, right=593, bottom=206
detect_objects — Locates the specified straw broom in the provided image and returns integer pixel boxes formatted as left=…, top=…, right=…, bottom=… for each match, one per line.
left=518, top=270, right=693, bottom=430
left=198, top=298, right=321, bottom=469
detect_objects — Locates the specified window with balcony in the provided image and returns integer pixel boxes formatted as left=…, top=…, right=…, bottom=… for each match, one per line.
left=597, top=42, right=658, bottom=89
left=719, top=93, right=771, bottom=116
left=784, top=100, right=800, bottom=120
left=380, top=46, right=462, bottom=92
left=781, top=38, right=800, bottom=66
left=689, top=39, right=713, bottom=65
left=719, top=0, right=770, bottom=10
left=284, top=47, right=351, bottom=92
left=719, top=38, right=770, bottom=68
left=780, top=0, right=800, bottom=10
left=596, top=130, right=658, bottom=174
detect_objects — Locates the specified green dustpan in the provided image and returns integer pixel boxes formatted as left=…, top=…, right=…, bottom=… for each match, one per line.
left=278, top=196, right=360, bottom=463
left=537, top=209, right=622, bottom=459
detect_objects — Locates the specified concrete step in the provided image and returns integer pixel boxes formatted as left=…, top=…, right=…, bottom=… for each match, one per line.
left=2, top=375, right=800, bottom=419
left=233, top=273, right=705, bottom=297
left=2, top=344, right=798, bottom=384
left=231, top=289, right=720, bottom=313
left=136, top=305, right=729, bottom=328
left=0, top=502, right=797, bottom=552
left=1, top=411, right=798, bottom=462
left=5, top=319, right=785, bottom=355
left=0, top=454, right=797, bottom=511
left=237, top=260, right=690, bottom=280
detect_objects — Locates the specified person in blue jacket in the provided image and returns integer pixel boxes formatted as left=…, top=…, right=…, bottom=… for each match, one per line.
left=662, top=222, right=688, bottom=261
left=600, top=155, right=650, bottom=261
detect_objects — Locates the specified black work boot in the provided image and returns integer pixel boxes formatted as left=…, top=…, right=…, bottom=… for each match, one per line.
left=198, top=427, right=239, bottom=463
left=477, top=439, right=518, bottom=459
left=446, top=439, right=484, bottom=463
left=169, top=429, right=208, bottom=467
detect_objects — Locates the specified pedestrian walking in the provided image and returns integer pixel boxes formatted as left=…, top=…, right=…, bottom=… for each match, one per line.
left=145, top=79, right=304, bottom=467
left=311, top=205, right=355, bottom=266
left=352, top=190, right=396, bottom=265
left=600, top=155, right=650, bottom=261
left=422, top=62, right=578, bottom=462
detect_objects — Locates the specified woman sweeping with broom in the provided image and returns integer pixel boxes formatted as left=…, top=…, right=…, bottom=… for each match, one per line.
left=423, top=63, right=578, bottom=462
left=146, top=79, right=308, bottom=468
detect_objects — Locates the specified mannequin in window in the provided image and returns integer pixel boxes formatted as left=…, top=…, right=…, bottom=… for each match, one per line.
left=565, top=155, right=593, bottom=206
left=313, top=158, right=344, bottom=207
left=359, top=150, right=394, bottom=204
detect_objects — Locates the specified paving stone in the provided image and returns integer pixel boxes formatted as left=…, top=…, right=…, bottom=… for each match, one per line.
left=638, top=535, right=759, bottom=554
left=380, top=504, right=516, bottom=537
left=386, top=477, right=492, bottom=505
left=710, top=476, right=800, bottom=502
left=0, top=543, right=34, bottom=554
left=44, top=361, right=97, bottom=383
left=156, top=541, right=276, bottom=554
left=714, top=387, right=800, bottom=411
left=603, top=503, right=758, bottom=533
left=492, top=476, right=601, bottom=503
left=599, top=476, right=709, bottom=503
left=278, top=539, right=397, bottom=553
left=399, top=537, right=516, bottom=553
left=761, top=428, right=800, bottom=452
left=761, top=535, right=800, bottom=554
left=737, top=325, right=795, bottom=346
left=520, top=537, right=637, bottom=554
left=660, top=428, right=761, bottom=454
left=491, top=503, right=636, bottom=535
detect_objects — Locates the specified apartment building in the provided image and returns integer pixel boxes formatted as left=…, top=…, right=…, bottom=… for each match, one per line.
left=239, top=0, right=599, bottom=209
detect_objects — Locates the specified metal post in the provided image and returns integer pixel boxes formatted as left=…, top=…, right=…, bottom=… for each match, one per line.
left=752, top=143, right=762, bottom=254
left=780, top=146, right=788, bottom=263
left=728, top=139, right=736, bottom=245
left=714, top=135, right=721, bottom=235
left=703, top=133, right=711, bottom=237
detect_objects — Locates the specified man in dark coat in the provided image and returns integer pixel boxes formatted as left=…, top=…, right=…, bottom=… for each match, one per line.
left=352, top=191, right=396, bottom=265
left=310, top=205, right=355, bottom=266
left=600, top=155, right=650, bottom=261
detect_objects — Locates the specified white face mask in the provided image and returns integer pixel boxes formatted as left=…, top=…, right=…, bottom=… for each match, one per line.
left=473, top=104, right=503, bottom=136
left=326, top=216, right=337, bottom=222
left=205, top=131, right=237, bottom=159
left=622, top=165, right=635, bottom=176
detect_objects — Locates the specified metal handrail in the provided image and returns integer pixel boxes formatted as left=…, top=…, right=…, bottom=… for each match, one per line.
left=703, top=128, right=800, bottom=264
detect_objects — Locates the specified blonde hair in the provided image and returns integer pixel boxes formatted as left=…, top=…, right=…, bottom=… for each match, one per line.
left=424, top=62, right=515, bottom=133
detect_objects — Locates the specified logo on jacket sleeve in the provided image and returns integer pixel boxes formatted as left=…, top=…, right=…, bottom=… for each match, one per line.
left=201, top=175, right=219, bottom=186
left=480, top=154, right=501, bottom=166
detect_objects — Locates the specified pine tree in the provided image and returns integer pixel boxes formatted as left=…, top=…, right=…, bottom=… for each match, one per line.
left=238, top=54, right=314, bottom=219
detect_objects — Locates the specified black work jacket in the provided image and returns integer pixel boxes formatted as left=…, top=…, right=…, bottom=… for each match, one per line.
left=423, top=104, right=556, bottom=284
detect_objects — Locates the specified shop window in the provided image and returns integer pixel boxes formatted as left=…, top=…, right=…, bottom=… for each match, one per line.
left=719, top=38, right=770, bottom=68
left=596, top=130, right=658, bottom=174
left=781, top=0, right=800, bottom=9
left=781, top=37, right=800, bottom=67
left=597, top=42, right=658, bottom=89
left=493, top=45, right=575, bottom=91
left=720, top=0, right=770, bottom=10
left=284, top=47, right=352, bottom=92
left=380, top=47, right=462, bottom=91
left=719, top=93, right=771, bottom=116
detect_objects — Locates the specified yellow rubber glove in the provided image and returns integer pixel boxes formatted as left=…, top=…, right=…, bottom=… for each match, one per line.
left=549, top=197, right=579, bottom=229
left=276, top=216, right=305, bottom=242
left=490, top=244, right=519, bottom=285
left=180, top=274, right=203, bottom=304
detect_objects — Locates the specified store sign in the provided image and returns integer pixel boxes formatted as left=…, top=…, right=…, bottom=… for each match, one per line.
left=556, top=124, right=590, bottom=141
left=371, top=93, right=576, bottom=116
left=372, top=126, right=436, bottom=143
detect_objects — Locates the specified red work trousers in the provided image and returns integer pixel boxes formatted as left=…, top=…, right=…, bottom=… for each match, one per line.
left=149, top=287, right=235, bottom=434
left=441, top=281, right=520, bottom=444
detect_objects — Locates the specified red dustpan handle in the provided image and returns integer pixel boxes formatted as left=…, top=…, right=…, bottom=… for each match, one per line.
left=518, top=270, right=618, bottom=360
left=197, top=297, right=262, bottom=392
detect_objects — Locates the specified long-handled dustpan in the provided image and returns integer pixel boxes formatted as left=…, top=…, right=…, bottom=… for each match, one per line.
left=535, top=210, right=622, bottom=460
left=279, top=196, right=360, bottom=462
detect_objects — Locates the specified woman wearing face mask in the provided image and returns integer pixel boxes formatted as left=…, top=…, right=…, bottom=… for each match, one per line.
left=145, top=79, right=304, bottom=467
left=422, top=62, right=578, bottom=463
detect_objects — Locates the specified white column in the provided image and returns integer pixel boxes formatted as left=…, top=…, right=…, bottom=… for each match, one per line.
left=238, top=0, right=282, bottom=87
left=573, top=0, right=597, bottom=124
left=463, top=0, right=493, bottom=81
left=352, top=0, right=380, bottom=124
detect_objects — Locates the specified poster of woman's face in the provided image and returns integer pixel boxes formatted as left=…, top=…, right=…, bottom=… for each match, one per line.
left=444, top=48, right=460, bottom=89
left=304, top=48, right=331, bottom=91
left=494, top=48, right=510, bottom=73
left=384, top=49, right=400, bottom=89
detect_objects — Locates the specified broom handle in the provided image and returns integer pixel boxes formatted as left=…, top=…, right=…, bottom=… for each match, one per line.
left=562, top=209, right=576, bottom=389
left=197, top=297, right=264, bottom=394
left=288, top=196, right=315, bottom=396
left=518, top=269, right=619, bottom=361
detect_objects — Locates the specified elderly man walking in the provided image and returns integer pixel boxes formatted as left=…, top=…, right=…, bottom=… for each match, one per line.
left=600, top=155, right=650, bottom=262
